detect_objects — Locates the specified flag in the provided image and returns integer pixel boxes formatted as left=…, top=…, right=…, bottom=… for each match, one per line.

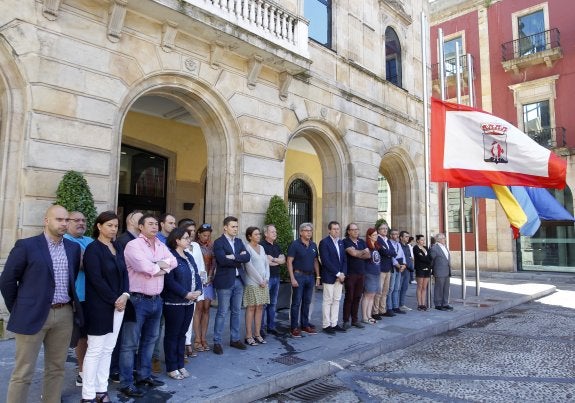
left=509, top=186, right=541, bottom=237
left=431, top=98, right=566, bottom=189
left=491, top=185, right=527, bottom=238
left=524, top=187, right=575, bottom=222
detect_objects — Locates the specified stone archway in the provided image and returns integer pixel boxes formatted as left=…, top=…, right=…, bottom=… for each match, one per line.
left=286, top=120, right=351, bottom=237
left=113, top=74, right=242, bottom=226
left=379, top=147, right=419, bottom=232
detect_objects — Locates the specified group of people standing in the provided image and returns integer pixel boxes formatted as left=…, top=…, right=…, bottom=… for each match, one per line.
left=286, top=220, right=453, bottom=338
left=0, top=204, right=452, bottom=403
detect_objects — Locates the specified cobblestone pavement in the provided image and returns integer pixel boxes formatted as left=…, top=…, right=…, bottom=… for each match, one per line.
left=265, top=283, right=575, bottom=403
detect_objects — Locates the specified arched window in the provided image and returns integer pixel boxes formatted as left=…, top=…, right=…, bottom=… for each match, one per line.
left=288, top=179, right=313, bottom=239
left=385, top=27, right=402, bottom=88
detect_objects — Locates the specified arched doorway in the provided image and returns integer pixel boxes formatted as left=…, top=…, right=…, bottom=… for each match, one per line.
left=113, top=75, right=241, bottom=228
left=288, top=178, right=313, bottom=239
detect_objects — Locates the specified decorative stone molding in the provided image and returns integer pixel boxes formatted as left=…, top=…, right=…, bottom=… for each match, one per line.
left=210, top=41, right=225, bottom=68
left=278, top=71, right=292, bottom=101
left=107, top=0, right=128, bottom=43
left=184, top=58, right=198, bottom=73
left=247, top=55, right=263, bottom=89
left=42, top=0, right=63, bottom=21
left=161, top=21, right=178, bottom=52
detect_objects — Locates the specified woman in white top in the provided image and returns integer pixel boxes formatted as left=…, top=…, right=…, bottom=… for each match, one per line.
left=179, top=220, right=206, bottom=357
left=243, top=226, right=270, bottom=346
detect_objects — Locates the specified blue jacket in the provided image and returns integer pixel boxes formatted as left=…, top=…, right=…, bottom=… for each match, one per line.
left=0, top=234, right=82, bottom=335
left=377, top=235, right=396, bottom=273
left=162, top=249, right=202, bottom=303
left=318, top=236, right=347, bottom=284
left=213, top=235, right=250, bottom=289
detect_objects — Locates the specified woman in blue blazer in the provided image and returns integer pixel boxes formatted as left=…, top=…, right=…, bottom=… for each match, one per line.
left=82, top=211, right=129, bottom=403
left=163, top=227, right=202, bottom=380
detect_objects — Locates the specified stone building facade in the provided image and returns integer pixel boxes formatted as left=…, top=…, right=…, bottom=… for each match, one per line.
left=0, top=0, right=431, bottom=292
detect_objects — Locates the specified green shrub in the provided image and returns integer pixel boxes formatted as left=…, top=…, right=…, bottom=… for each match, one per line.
left=264, top=195, right=293, bottom=281
left=54, top=171, right=98, bottom=237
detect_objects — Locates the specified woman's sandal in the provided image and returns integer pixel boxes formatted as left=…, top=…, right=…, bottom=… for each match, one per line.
left=185, top=344, right=198, bottom=357
left=167, top=370, right=184, bottom=380
left=201, top=340, right=210, bottom=351
left=193, top=341, right=205, bottom=352
left=179, top=367, right=190, bottom=378
left=254, top=335, right=267, bottom=344
left=95, top=391, right=111, bottom=403
left=245, top=337, right=258, bottom=346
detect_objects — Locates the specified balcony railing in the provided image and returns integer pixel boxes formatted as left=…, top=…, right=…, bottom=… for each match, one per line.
left=501, top=28, right=560, bottom=62
left=182, top=0, right=308, bottom=58
left=431, top=54, right=472, bottom=81
left=526, top=127, right=566, bottom=148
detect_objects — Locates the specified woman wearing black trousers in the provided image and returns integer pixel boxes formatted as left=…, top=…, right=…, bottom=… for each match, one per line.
left=163, top=227, right=202, bottom=380
left=82, top=211, right=129, bottom=403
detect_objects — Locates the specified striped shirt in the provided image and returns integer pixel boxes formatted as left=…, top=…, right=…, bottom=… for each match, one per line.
left=45, top=234, right=70, bottom=304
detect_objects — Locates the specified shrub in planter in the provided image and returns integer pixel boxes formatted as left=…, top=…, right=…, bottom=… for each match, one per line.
left=54, top=171, right=98, bottom=237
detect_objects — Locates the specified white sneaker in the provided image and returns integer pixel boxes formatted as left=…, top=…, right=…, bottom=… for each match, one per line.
left=399, top=305, right=412, bottom=311
left=410, top=280, right=417, bottom=284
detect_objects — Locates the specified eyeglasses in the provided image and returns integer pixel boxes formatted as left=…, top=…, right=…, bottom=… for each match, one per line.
left=70, top=218, right=86, bottom=223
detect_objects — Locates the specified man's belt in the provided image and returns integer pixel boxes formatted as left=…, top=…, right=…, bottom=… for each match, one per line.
left=293, top=270, right=314, bottom=275
left=131, top=292, right=161, bottom=299
left=51, top=302, right=71, bottom=309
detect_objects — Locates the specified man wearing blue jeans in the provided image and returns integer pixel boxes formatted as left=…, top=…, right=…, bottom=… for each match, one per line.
left=120, top=214, right=177, bottom=398
left=261, top=225, right=285, bottom=336
left=385, top=229, right=406, bottom=316
left=287, top=222, right=320, bottom=338
left=212, top=216, right=251, bottom=355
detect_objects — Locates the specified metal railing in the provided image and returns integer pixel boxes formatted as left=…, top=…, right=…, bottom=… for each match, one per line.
left=431, top=54, right=472, bottom=81
left=526, top=126, right=566, bottom=148
left=501, top=28, right=560, bottom=61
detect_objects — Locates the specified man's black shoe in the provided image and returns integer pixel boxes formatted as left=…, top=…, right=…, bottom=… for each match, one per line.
left=372, top=314, right=383, bottom=320
left=435, top=306, right=446, bottom=311
left=393, top=308, right=406, bottom=315
left=323, top=326, right=336, bottom=334
left=213, top=343, right=223, bottom=355
left=230, top=340, right=247, bottom=350
left=109, top=372, right=120, bottom=383
left=119, top=385, right=145, bottom=397
left=136, top=377, right=165, bottom=387
left=351, top=321, right=365, bottom=329
left=443, top=305, right=454, bottom=311
left=383, top=311, right=396, bottom=317
left=332, top=325, right=347, bottom=332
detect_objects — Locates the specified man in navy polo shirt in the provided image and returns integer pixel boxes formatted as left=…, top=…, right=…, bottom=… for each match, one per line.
left=287, top=222, right=320, bottom=338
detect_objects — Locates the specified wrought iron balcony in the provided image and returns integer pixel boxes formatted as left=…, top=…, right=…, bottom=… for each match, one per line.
left=501, top=28, right=562, bottom=72
left=431, top=54, right=471, bottom=81
left=526, top=127, right=566, bottom=149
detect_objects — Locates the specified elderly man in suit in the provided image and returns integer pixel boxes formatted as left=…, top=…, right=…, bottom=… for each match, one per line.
left=0, top=205, right=82, bottom=403
left=212, top=216, right=251, bottom=355
left=429, top=233, right=454, bottom=311
left=318, top=221, right=347, bottom=334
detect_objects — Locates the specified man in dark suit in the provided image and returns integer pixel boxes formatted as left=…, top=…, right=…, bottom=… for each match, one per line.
left=0, top=205, right=82, bottom=403
left=212, top=216, right=250, bottom=355
left=318, top=221, right=347, bottom=334
left=373, top=222, right=396, bottom=319
left=429, top=233, right=453, bottom=311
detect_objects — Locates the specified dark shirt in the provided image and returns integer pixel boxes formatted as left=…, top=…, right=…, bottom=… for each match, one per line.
left=261, top=239, right=282, bottom=278
left=343, top=237, right=367, bottom=275
left=365, top=249, right=381, bottom=276
left=287, top=239, right=318, bottom=273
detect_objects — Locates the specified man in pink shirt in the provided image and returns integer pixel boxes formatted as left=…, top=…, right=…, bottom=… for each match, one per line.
left=118, top=214, right=177, bottom=398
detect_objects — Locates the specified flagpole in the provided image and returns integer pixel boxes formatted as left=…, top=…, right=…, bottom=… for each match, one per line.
left=455, top=42, right=467, bottom=300
left=467, top=52, right=481, bottom=296
left=438, top=29, right=449, bottom=250
left=421, top=11, right=431, bottom=243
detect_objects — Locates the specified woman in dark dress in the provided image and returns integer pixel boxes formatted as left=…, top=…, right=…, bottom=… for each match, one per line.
left=82, top=211, right=129, bottom=403
left=163, top=227, right=202, bottom=380
left=413, top=234, right=432, bottom=311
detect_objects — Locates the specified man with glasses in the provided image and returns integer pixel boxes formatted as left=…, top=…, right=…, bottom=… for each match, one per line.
left=287, top=223, right=321, bottom=338
left=119, top=214, right=177, bottom=398
left=398, top=231, right=414, bottom=312
left=387, top=229, right=406, bottom=316
left=0, top=205, right=82, bottom=403
left=372, top=223, right=396, bottom=320
left=261, top=224, right=285, bottom=336
left=342, top=223, right=370, bottom=329
left=64, top=211, right=94, bottom=388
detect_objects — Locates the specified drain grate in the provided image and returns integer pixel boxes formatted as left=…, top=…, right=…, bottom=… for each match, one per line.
left=280, top=380, right=347, bottom=401
left=272, top=355, right=307, bottom=366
